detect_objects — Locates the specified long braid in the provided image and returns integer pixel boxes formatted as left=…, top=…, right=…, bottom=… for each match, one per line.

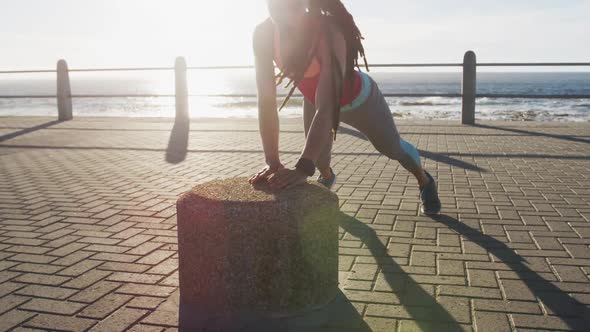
left=275, top=0, right=369, bottom=140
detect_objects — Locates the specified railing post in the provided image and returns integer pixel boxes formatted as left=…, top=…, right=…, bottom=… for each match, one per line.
left=57, top=59, right=73, bottom=121
left=462, top=51, right=477, bottom=125
left=175, top=57, right=189, bottom=119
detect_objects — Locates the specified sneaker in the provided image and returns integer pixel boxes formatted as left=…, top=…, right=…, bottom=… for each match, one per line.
left=317, top=168, right=337, bottom=190
left=419, top=171, right=441, bottom=215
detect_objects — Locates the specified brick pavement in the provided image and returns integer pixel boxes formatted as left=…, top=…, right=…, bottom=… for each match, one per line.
left=0, top=116, right=589, bottom=331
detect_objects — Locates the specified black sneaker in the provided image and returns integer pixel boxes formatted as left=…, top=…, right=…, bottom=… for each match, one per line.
left=317, top=168, right=337, bottom=190
left=420, top=171, right=441, bottom=215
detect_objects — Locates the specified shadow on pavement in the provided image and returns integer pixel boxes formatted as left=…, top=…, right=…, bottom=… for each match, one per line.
left=338, top=213, right=463, bottom=331
left=166, top=114, right=190, bottom=164
left=338, top=126, right=487, bottom=173
left=474, top=123, right=590, bottom=145
left=432, top=214, right=589, bottom=330
left=0, top=119, right=62, bottom=143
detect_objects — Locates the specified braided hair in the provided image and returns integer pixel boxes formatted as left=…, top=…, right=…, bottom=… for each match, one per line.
left=275, top=0, right=369, bottom=140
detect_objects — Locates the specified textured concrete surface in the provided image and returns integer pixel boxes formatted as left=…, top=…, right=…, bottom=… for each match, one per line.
left=176, top=178, right=339, bottom=327
left=0, top=116, right=589, bottom=331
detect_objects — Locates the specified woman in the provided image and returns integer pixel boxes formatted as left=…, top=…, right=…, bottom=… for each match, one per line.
left=249, top=0, right=441, bottom=215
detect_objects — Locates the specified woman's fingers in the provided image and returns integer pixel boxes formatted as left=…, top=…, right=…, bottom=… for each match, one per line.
left=250, top=168, right=270, bottom=184
left=251, top=166, right=283, bottom=184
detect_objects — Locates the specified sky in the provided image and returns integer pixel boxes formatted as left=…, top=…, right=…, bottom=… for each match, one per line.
left=1, top=0, right=589, bottom=70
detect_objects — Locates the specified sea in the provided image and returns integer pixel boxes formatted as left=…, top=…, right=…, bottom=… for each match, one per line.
left=1, top=71, right=589, bottom=121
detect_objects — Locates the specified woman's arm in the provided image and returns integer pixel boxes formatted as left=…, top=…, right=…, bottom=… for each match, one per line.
left=250, top=21, right=284, bottom=184
left=299, top=24, right=346, bottom=164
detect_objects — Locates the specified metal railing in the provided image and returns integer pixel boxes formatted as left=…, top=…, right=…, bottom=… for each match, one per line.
left=1, top=52, right=589, bottom=124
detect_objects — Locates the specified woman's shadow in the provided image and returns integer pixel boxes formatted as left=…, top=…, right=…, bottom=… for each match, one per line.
left=234, top=212, right=463, bottom=332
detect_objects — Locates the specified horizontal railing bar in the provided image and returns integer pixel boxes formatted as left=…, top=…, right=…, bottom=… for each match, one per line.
left=69, top=67, right=174, bottom=72
left=0, top=95, right=56, bottom=98
left=478, top=94, right=590, bottom=99
left=3, top=62, right=590, bottom=75
left=0, top=70, right=57, bottom=74
left=74, top=94, right=176, bottom=98
left=383, top=93, right=462, bottom=98
left=187, top=65, right=255, bottom=70
left=367, top=64, right=462, bottom=68
left=478, top=63, right=590, bottom=67
left=2, top=94, right=589, bottom=99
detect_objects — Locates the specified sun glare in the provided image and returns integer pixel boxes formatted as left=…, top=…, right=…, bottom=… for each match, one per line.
left=143, top=1, right=270, bottom=66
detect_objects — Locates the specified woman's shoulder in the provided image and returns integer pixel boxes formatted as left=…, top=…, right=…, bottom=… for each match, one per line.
left=252, top=18, right=275, bottom=56
left=253, top=18, right=274, bottom=42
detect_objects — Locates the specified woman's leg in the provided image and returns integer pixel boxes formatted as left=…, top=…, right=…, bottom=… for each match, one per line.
left=340, top=74, right=441, bottom=214
left=340, top=81, right=429, bottom=187
left=303, top=98, right=332, bottom=178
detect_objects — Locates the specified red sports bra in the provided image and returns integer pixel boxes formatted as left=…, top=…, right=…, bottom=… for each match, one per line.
left=272, top=23, right=362, bottom=108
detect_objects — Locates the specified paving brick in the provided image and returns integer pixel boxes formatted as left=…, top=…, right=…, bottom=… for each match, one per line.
left=127, top=324, right=165, bottom=332
left=511, top=313, right=585, bottom=331
left=107, top=272, right=163, bottom=284
left=468, top=269, right=498, bottom=288
left=16, top=285, right=77, bottom=300
left=0, top=309, right=36, bottom=331
left=438, top=259, right=466, bottom=276
left=69, top=281, right=122, bottom=303
left=116, top=283, right=176, bottom=297
left=89, top=307, right=147, bottom=332
left=20, top=298, right=85, bottom=315
left=136, top=250, right=175, bottom=265
left=43, top=235, right=81, bottom=248
left=13, top=273, right=70, bottom=286
left=141, top=308, right=178, bottom=327
left=51, top=250, right=95, bottom=266
left=0, top=270, right=21, bottom=283
left=500, top=280, right=537, bottom=301
left=146, top=258, right=178, bottom=275
left=473, top=299, right=541, bottom=314
left=0, top=295, right=30, bottom=316
left=127, top=296, right=165, bottom=310
left=0, top=281, right=26, bottom=297
left=57, top=259, right=103, bottom=277
left=92, top=253, right=141, bottom=263
left=8, top=253, right=57, bottom=264
left=474, top=312, right=511, bottom=332
left=78, top=293, right=133, bottom=319
left=439, top=285, right=502, bottom=299
left=62, top=269, right=112, bottom=289
left=25, top=313, right=97, bottom=331
left=126, top=242, right=164, bottom=256
left=410, top=251, right=435, bottom=267
left=4, top=245, right=51, bottom=255
left=553, top=265, right=588, bottom=282
left=98, top=261, right=152, bottom=273
left=365, top=304, right=430, bottom=320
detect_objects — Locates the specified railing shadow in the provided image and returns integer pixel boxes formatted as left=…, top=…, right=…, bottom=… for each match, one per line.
left=166, top=114, right=190, bottom=164
left=474, top=123, right=590, bottom=145
left=339, top=126, right=487, bottom=172
left=338, top=213, right=462, bottom=331
left=431, top=214, right=589, bottom=330
left=0, top=119, right=62, bottom=143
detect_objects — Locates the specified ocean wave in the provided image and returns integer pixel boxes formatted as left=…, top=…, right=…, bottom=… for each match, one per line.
left=399, top=101, right=445, bottom=106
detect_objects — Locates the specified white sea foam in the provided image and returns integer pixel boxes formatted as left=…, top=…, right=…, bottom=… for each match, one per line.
left=1, top=72, right=589, bottom=121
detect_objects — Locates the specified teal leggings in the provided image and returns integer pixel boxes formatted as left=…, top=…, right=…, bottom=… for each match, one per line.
left=303, top=73, right=422, bottom=174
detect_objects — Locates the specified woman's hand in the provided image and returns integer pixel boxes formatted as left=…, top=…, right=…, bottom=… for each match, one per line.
left=267, top=168, right=308, bottom=190
left=249, top=162, right=285, bottom=184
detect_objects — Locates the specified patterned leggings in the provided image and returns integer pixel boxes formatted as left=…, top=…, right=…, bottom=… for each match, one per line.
left=303, top=73, right=422, bottom=175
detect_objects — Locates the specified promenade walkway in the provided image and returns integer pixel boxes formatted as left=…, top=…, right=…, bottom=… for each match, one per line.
left=0, top=116, right=589, bottom=331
